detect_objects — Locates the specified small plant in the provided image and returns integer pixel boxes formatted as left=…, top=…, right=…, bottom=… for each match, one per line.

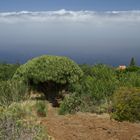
left=59, top=93, right=83, bottom=115
left=0, top=102, right=48, bottom=140
left=7, top=103, right=27, bottom=119
left=35, top=101, right=47, bottom=117
left=112, top=87, right=140, bottom=122
left=0, top=113, right=48, bottom=140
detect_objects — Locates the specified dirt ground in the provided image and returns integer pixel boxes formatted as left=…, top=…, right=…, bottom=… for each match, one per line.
left=41, top=104, right=140, bottom=140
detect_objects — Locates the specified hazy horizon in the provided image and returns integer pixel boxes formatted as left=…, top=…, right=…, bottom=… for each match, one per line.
left=0, top=9, right=139, bottom=66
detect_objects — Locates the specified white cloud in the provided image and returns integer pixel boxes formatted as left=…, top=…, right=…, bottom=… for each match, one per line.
left=0, top=9, right=140, bottom=24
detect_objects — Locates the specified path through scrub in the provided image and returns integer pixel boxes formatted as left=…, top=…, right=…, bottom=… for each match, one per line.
left=41, top=103, right=140, bottom=140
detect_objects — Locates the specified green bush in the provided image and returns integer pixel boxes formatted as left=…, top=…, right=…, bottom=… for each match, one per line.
left=0, top=102, right=48, bottom=140
left=0, top=63, right=19, bottom=81
left=13, top=55, right=83, bottom=85
left=91, top=64, right=115, bottom=79
left=73, top=64, right=118, bottom=100
left=59, top=75, right=113, bottom=115
left=79, top=64, right=93, bottom=76
left=59, top=93, right=84, bottom=115
left=112, top=87, right=140, bottom=122
left=126, top=66, right=140, bottom=72
left=84, top=64, right=118, bottom=99
left=7, top=103, right=27, bottom=119
left=13, top=55, right=83, bottom=103
left=35, top=101, right=47, bottom=117
left=59, top=64, right=119, bottom=115
left=118, top=72, right=140, bottom=87
left=0, top=80, right=28, bottom=107
left=0, top=112, right=48, bottom=140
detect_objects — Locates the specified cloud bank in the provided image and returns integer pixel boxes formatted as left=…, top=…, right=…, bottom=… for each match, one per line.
left=0, top=9, right=140, bottom=65
left=0, top=9, right=140, bottom=24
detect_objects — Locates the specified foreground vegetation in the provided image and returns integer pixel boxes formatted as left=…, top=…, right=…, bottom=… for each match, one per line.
left=0, top=56, right=140, bottom=139
left=0, top=63, right=48, bottom=139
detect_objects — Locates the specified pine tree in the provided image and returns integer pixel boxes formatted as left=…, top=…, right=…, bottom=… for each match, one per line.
left=129, top=57, right=136, bottom=66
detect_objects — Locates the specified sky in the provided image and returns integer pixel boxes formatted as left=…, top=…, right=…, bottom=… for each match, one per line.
left=0, top=0, right=140, bottom=66
left=0, top=0, right=140, bottom=11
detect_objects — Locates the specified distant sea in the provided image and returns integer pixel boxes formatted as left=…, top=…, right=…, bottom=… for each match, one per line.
left=0, top=49, right=139, bottom=66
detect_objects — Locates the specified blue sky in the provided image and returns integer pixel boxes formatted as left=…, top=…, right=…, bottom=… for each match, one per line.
left=0, top=0, right=140, bottom=11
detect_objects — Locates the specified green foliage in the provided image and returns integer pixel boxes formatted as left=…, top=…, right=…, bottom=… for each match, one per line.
left=126, top=65, right=140, bottom=72
left=129, top=57, right=136, bottom=66
left=0, top=111, right=48, bottom=140
left=35, top=101, right=47, bottom=117
left=59, top=93, right=84, bottom=115
left=7, top=103, right=27, bottom=119
left=118, top=72, right=140, bottom=87
left=13, top=55, right=83, bottom=85
left=0, top=80, right=28, bottom=107
left=87, top=64, right=118, bottom=99
left=91, top=64, right=115, bottom=79
left=60, top=64, right=118, bottom=115
left=0, top=100, right=48, bottom=140
left=79, top=64, right=93, bottom=76
left=0, top=63, right=19, bottom=81
left=112, top=87, right=140, bottom=122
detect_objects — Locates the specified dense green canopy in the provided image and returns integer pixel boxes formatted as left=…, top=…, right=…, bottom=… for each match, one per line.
left=13, top=55, right=83, bottom=85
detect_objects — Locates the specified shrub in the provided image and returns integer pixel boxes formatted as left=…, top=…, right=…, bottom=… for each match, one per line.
left=35, top=101, right=47, bottom=117
left=59, top=64, right=119, bottom=115
left=126, top=66, right=140, bottom=72
left=73, top=64, right=118, bottom=99
left=13, top=55, right=83, bottom=85
left=7, top=103, right=27, bottom=119
left=0, top=63, right=19, bottom=81
left=13, top=55, right=83, bottom=102
left=112, top=87, right=140, bottom=122
left=59, top=75, right=111, bottom=115
left=0, top=80, right=28, bottom=107
left=91, top=64, right=115, bottom=80
left=79, top=64, right=93, bottom=76
left=0, top=113, right=48, bottom=140
left=90, top=64, right=118, bottom=98
left=0, top=101, right=48, bottom=140
left=59, top=93, right=84, bottom=115
left=83, top=64, right=118, bottom=99
left=118, top=72, right=140, bottom=87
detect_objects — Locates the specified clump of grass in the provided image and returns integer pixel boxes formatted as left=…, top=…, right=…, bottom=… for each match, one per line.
left=0, top=80, right=28, bottom=107
left=35, top=101, right=47, bottom=117
left=0, top=103, right=48, bottom=140
left=0, top=113, right=48, bottom=140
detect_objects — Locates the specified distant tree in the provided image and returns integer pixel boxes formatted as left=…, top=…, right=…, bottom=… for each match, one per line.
left=129, top=57, right=136, bottom=66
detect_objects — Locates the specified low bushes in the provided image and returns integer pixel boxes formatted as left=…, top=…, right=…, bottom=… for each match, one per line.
left=0, top=80, right=28, bottom=107
left=59, top=93, right=84, bottom=115
left=0, top=100, right=48, bottom=140
left=112, top=87, right=140, bottom=122
left=59, top=64, right=118, bottom=115
left=35, top=101, right=47, bottom=117
left=0, top=63, right=19, bottom=81
left=0, top=112, right=48, bottom=140
left=118, top=72, right=140, bottom=87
